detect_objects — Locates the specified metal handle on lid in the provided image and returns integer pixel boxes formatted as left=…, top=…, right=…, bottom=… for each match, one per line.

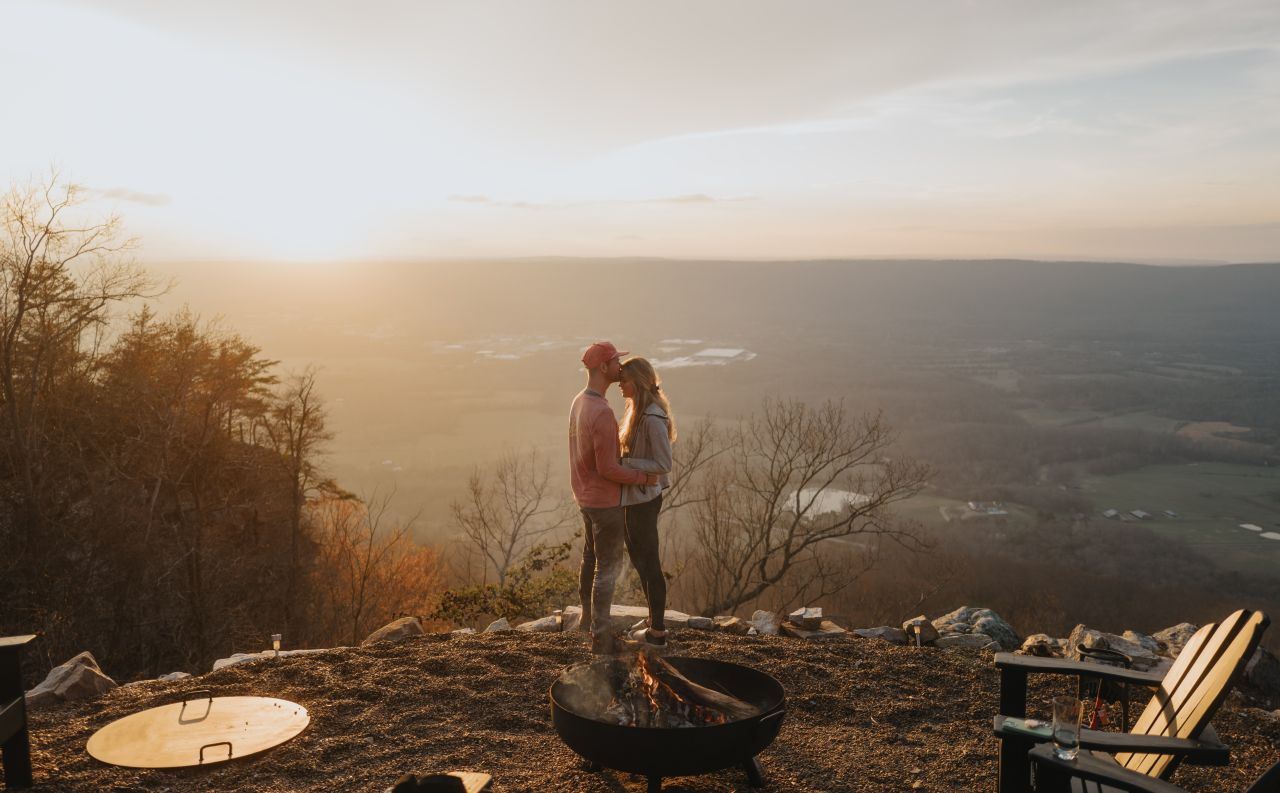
left=198, top=741, right=233, bottom=763
left=179, top=689, right=215, bottom=723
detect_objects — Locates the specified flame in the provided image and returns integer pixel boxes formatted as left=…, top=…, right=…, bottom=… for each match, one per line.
left=625, top=651, right=728, bottom=728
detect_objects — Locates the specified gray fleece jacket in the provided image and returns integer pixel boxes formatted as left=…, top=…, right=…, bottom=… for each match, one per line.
left=619, top=403, right=673, bottom=507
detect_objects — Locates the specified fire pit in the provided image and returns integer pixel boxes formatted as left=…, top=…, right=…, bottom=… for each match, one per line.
left=549, top=654, right=786, bottom=792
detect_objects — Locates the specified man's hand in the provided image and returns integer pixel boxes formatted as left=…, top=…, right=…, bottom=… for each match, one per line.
left=644, top=473, right=659, bottom=486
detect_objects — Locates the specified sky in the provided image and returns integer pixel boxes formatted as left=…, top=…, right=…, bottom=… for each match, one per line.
left=3, top=0, right=1279, bottom=263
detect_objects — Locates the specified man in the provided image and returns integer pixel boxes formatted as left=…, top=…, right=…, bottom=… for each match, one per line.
left=569, top=341, right=657, bottom=654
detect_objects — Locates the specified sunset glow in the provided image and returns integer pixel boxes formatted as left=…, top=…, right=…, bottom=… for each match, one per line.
left=4, top=0, right=1279, bottom=262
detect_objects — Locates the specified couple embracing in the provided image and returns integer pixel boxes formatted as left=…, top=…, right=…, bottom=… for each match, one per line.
left=568, top=341, right=676, bottom=655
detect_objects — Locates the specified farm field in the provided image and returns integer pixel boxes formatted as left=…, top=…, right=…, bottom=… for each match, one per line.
left=1081, top=462, right=1280, bottom=577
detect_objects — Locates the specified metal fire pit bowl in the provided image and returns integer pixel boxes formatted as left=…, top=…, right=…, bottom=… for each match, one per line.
left=549, top=656, right=786, bottom=792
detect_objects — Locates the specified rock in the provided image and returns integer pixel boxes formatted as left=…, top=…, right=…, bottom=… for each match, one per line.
left=158, top=671, right=191, bottom=682
left=901, top=616, right=939, bottom=645
left=362, top=616, right=424, bottom=645
left=483, top=618, right=511, bottom=633
left=1245, top=648, right=1280, bottom=701
left=853, top=627, right=908, bottom=645
left=451, top=628, right=477, bottom=636
left=1153, top=623, right=1199, bottom=657
left=1018, top=634, right=1060, bottom=657
left=972, top=615, right=1020, bottom=651
left=516, top=615, right=562, bottom=633
left=781, top=620, right=847, bottom=640
left=211, top=648, right=329, bottom=671
left=25, top=651, right=117, bottom=709
left=562, top=606, right=584, bottom=633
left=930, top=606, right=1019, bottom=649
left=560, top=604, right=690, bottom=633
left=935, top=634, right=998, bottom=650
left=751, top=610, right=783, bottom=636
left=1066, top=625, right=1162, bottom=672
left=715, top=616, right=751, bottom=635
left=747, top=627, right=759, bottom=636
left=932, top=606, right=981, bottom=631
left=1121, top=630, right=1161, bottom=655
left=687, top=616, right=715, bottom=631
left=788, top=607, right=824, bottom=630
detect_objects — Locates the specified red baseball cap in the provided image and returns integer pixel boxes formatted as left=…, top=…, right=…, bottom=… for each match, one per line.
left=582, top=341, right=628, bottom=369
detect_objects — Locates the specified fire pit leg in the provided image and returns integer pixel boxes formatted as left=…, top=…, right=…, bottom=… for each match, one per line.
left=646, top=774, right=662, bottom=793
left=743, top=756, right=766, bottom=787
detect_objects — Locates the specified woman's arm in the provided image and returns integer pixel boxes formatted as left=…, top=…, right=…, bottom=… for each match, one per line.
left=593, top=412, right=651, bottom=485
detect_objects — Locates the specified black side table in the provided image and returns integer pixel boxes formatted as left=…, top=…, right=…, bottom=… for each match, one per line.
left=0, top=635, right=37, bottom=789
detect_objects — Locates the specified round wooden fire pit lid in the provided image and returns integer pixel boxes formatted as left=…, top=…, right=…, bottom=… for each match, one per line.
left=86, top=692, right=309, bottom=768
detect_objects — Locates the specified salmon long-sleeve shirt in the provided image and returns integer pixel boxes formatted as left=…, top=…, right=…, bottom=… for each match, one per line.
left=569, top=388, right=648, bottom=508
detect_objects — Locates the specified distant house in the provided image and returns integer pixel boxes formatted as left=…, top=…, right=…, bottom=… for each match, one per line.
left=1102, top=509, right=1120, bottom=519
left=1164, top=510, right=1178, bottom=518
left=1240, top=523, right=1264, bottom=532
left=1130, top=510, right=1151, bottom=520
left=967, top=501, right=1008, bottom=516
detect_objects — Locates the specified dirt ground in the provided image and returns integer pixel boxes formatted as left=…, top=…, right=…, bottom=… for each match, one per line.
left=14, top=631, right=1280, bottom=792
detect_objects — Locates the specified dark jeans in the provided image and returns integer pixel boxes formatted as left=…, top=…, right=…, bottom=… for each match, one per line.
left=578, top=506, right=627, bottom=638
left=623, top=494, right=666, bottom=631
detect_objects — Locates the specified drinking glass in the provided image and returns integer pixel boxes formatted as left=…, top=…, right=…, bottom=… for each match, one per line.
left=1052, top=695, right=1083, bottom=760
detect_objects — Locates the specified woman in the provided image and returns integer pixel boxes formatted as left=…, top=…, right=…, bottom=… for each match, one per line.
left=618, top=357, right=677, bottom=647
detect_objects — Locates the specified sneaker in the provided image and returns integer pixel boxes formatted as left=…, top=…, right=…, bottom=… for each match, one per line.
left=642, top=628, right=668, bottom=647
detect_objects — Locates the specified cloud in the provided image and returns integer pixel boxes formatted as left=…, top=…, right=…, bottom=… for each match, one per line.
left=93, top=187, right=171, bottom=206
left=449, top=193, right=753, bottom=210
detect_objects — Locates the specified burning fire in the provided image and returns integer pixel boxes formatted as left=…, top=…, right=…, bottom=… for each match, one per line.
left=605, top=651, right=731, bottom=728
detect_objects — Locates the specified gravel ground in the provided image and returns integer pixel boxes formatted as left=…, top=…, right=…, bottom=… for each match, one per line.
left=14, top=631, right=1280, bottom=792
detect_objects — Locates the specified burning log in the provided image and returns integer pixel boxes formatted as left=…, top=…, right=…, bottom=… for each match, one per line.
left=644, top=654, right=758, bottom=722
left=604, top=652, right=758, bottom=727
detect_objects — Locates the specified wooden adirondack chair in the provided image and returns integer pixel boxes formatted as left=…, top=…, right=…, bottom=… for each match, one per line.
left=992, top=609, right=1270, bottom=793
left=1027, top=743, right=1280, bottom=793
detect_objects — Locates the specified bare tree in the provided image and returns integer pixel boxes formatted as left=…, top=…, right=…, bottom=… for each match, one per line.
left=0, top=174, right=158, bottom=537
left=260, top=367, right=333, bottom=632
left=450, top=448, right=573, bottom=587
left=684, top=399, right=930, bottom=616
left=308, top=491, right=441, bottom=646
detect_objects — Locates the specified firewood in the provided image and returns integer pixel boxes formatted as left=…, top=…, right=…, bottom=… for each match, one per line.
left=647, top=655, right=758, bottom=721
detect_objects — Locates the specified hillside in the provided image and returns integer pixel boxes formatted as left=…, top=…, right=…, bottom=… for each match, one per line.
left=20, top=631, right=1280, bottom=792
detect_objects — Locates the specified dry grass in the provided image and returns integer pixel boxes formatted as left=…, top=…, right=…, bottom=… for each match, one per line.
left=16, top=631, right=1280, bottom=792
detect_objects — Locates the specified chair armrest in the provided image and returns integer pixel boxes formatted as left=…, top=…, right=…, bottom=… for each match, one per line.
left=994, top=652, right=1165, bottom=687
left=1028, top=744, right=1187, bottom=793
left=1077, top=728, right=1229, bottom=766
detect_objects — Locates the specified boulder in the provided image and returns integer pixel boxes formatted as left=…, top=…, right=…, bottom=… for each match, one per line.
left=751, top=610, right=783, bottom=636
left=687, top=616, right=715, bottom=631
left=853, top=626, right=909, bottom=645
left=25, top=652, right=117, bottom=710
left=1066, top=625, right=1162, bottom=672
left=972, top=615, right=1020, bottom=651
left=451, top=627, right=477, bottom=636
left=212, top=648, right=328, bottom=671
left=715, top=616, right=751, bottom=635
left=781, top=620, right=847, bottom=640
left=931, top=606, right=982, bottom=631
left=788, top=607, right=824, bottom=630
left=935, top=634, right=998, bottom=650
left=562, top=607, right=584, bottom=633
left=1153, top=623, right=1199, bottom=657
left=1121, top=630, right=1161, bottom=654
left=483, top=618, right=511, bottom=633
left=1245, top=648, right=1280, bottom=702
left=1018, top=634, right=1062, bottom=657
left=362, top=616, right=424, bottom=645
left=516, top=615, right=562, bottom=633
left=158, top=671, right=192, bottom=682
left=901, top=616, right=939, bottom=646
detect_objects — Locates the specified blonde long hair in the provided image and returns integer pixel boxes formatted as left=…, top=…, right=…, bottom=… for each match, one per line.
left=619, top=357, right=677, bottom=455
